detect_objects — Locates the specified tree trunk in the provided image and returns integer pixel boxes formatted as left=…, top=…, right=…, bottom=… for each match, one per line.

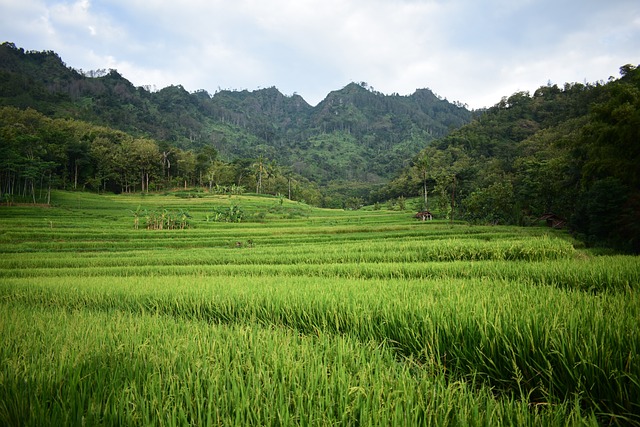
left=423, top=180, right=428, bottom=210
left=256, top=171, right=262, bottom=194
left=47, top=172, right=51, bottom=205
left=450, top=175, right=456, bottom=225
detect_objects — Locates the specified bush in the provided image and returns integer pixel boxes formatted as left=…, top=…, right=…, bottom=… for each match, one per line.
left=205, top=205, right=244, bottom=223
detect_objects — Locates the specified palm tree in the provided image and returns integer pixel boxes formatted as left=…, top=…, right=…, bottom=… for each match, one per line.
left=253, top=155, right=267, bottom=194
left=416, top=153, right=430, bottom=211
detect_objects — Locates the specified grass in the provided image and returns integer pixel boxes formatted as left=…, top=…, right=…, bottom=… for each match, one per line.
left=0, top=191, right=638, bottom=426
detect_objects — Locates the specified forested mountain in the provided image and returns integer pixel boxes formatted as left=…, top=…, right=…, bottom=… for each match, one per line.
left=0, top=42, right=472, bottom=188
left=381, top=64, right=640, bottom=252
left=2, top=42, right=638, bottom=251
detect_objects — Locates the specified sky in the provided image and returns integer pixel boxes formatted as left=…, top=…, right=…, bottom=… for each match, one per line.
left=1, top=0, right=639, bottom=109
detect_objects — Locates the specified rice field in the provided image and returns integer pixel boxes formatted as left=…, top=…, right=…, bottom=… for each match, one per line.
left=1, top=191, right=638, bottom=426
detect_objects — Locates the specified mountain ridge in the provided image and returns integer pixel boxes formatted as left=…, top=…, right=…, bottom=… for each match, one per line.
left=0, top=41, right=473, bottom=184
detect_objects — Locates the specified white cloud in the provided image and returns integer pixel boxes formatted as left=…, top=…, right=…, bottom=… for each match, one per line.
left=1, top=0, right=638, bottom=108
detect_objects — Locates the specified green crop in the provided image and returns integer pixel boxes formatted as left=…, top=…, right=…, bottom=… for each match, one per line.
left=0, top=191, right=637, bottom=426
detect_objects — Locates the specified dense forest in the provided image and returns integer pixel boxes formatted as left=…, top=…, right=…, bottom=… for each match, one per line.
left=380, top=64, right=640, bottom=252
left=0, top=41, right=472, bottom=205
left=1, top=41, right=638, bottom=251
left=0, top=105, right=330, bottom=202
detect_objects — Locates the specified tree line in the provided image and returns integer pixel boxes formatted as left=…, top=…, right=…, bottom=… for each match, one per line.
left=378, top=65, right=640, bottom=252
left=0, top=106, right=322, bottom=205
left=0, top=42, right=472, bottom=189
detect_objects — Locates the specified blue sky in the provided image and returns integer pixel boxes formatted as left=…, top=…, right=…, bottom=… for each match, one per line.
left=1, top=0, right=638, bottom=108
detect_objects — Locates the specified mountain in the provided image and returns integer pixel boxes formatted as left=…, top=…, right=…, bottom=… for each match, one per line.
left=0, top=42, right=473, bottom=185
left=2, top=42, right=637, bottom=251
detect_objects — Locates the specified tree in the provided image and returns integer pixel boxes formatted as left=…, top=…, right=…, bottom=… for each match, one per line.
left=231, top=158, right=253, bottom=188
left=195, top=145, right=218, bottom=187
left=281, top=166, right=295, bottom=200
left=466, top=179, right=516, bottom=224
left=253, top=155, right=267, bottom=194
left=175, top=149, right=196, bottom=189
left=415, top=149, right=433, bottom=211
left=581, top=77, right=640, bottom=190
left=131, top=138, right=160, bottom=192
left=66, top=139, right=91, bottom=190
left=160, top=148, right=173, bottom=188
left=89, top=136, right=118, bottom=192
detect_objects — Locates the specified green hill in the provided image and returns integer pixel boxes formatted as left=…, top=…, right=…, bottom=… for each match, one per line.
left=1, top=41, right=638, bottom=251
left=382, top=64, right=640, bottom=252
left=0, top=42, right=472, bottom=185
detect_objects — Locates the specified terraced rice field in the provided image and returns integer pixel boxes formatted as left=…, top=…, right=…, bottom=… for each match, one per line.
left=1, top=191, right=638, bottom=426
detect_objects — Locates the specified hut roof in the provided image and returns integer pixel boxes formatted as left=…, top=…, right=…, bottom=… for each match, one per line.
left=539, top=213, right=566, bottom=228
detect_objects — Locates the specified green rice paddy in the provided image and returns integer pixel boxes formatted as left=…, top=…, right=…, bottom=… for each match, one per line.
left=0, top=191, right=638, bottom=426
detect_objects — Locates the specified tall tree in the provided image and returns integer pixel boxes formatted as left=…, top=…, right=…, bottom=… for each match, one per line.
left=195, top=145, right=218, bottom=187
left=415, top=150, right=432, bottom=211
left=131, top=138, right=160, bottom=192
left=253, top=155, right=267, bottom=194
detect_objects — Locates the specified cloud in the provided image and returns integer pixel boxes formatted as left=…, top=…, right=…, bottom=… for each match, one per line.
left=1, top=0, right=638, bottom=108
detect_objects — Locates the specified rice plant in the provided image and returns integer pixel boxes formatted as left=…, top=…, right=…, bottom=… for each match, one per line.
left=0, top=302, right=601, bottom=426
left=0, top=191, right=637, bottom=425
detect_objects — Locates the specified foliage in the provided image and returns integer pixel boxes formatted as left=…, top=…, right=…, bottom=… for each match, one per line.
left=137, top=208, right=191, bottom=230
left=381, top=64, right=640, bottom=252
left=0, top=192, right=638, bottom=425
left=205, top=204, right=244, bottom=223
left=0, top=42, right=472, bottom=188
left=0, top=106, right=321, bottom=205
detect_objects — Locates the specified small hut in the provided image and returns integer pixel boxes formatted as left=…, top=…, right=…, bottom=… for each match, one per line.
left=539, top=213, right=566, bottom=229
left=414, top=211, right=434, bottom=221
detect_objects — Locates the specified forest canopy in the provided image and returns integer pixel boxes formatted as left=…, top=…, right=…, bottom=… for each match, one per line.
left=379, top=64, right=640, bottom=252
left=0, top=106, right=323, bottom=204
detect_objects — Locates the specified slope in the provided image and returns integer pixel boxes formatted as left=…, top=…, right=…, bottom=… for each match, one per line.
left=0, top=42, right=472, bottom=185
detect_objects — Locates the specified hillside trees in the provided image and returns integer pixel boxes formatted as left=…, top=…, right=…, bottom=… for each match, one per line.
left=0, top=106, right=320, bottom=203
left=381, top=64, right=639, bottom=251
left=0, top=107, right=64, bottom=202
left=0, top=43, right=473, bottom=188
left=378, top=144, right=473, bottom=218
left=570, top=65, right=640, bottom=250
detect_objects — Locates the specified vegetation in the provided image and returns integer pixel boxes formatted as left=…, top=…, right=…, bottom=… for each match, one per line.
left=0, top=105, right=324, bottom=206
left=1, top=38, right=638, bottom=426
left=0, top=41, right=638, bottom=251
left=0, top=42, right=472, bottom=192
left=0, top=192, right=638, bottom=425
left=382, top=64, right=640, bottom=252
